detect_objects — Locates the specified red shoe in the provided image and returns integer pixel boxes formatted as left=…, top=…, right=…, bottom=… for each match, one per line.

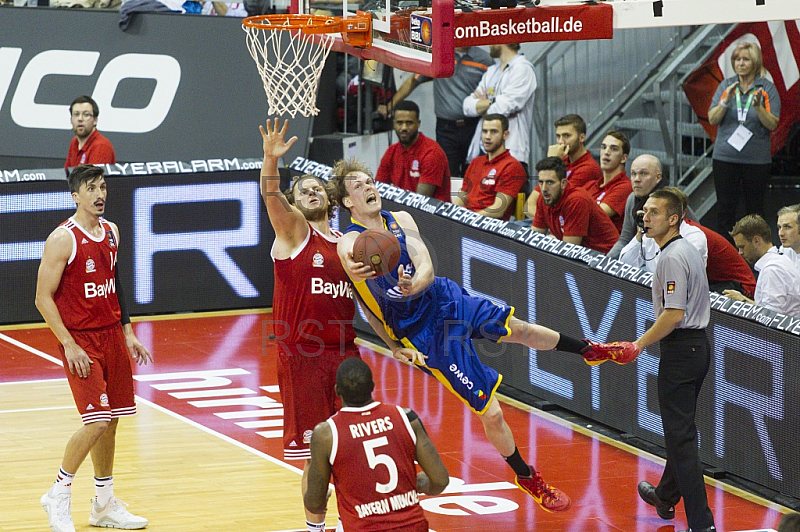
left=581, top=340, right=641, bottom=366
left=515, top=467, right=571, bottom=512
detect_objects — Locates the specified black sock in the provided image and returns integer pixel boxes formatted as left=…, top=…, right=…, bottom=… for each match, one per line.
left=503, top=447, right=532, bottom=477
left=555, top=334, right=588, bottom=354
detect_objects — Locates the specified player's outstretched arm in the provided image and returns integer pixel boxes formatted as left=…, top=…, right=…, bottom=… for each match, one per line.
left=304, top=421, right=334, bottom=516
left=259, top=119, right=306, bottom=244
left=409, top=413, right=449, bottom=495
left=392, top=211, right=434, bottom=295
left=35, top=229, right=93, bottom=378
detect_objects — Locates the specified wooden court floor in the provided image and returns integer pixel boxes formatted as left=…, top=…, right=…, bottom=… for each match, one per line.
left=0, top=310, right=790, bottom=532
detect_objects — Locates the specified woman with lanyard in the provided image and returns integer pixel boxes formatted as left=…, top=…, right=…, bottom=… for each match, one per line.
left=708, top=41, right=780, bottom=238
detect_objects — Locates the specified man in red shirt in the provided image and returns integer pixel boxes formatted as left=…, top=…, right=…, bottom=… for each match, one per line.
left=532, top=156, right=619, bottom=253
left=65, top=96, right=116, bottom=171
left=454, top=114, right=527, bottom=220
left=525, top=114, right=602, bottom=218
left=36, top=164, right=151, bottom=532
left=305, top=358, right=449, bottom=532
left=376, top=100, right=451, bottom=202
left=595, top=131, right=633, bottom=234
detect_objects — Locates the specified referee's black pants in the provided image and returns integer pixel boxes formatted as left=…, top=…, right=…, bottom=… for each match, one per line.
left=655, top=328, right=715, bottom=531
left=436, top=117, right=480, bottom=178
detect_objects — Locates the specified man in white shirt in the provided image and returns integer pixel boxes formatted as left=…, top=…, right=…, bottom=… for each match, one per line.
left=724, top=214, right=800, bottom=318
left=777, top=204, right=800, bottom=272
left=463, top=43, right=536, bottom=173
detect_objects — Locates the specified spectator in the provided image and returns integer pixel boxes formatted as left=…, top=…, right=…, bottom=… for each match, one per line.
left=594, top=130, right=633, bottom=234
left=708, top=41, right=780, bottom=237
left=532, top=156, right=619, bottom=253
left=779, top=513, right=800, bottom=532
left=777, top=204, right=800, bottom=272
left=607, top=154, right=696, bottom=260
left=201, top=1, right=247, bottom=15
left=724, top=214, right=800, bottom=318
left=375, top=100, right=451, bottom=202
left=378, top=47, right=493, bottom=177
left=65, top=96, right=116, bottom=171
left=524, top=114, right=602, bottom=218
left=454, top=114, right=527, bottom=220
left=463, top=43, right=536, bottom=173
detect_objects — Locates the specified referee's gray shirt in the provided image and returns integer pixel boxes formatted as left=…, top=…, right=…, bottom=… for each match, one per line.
left=653, top=237, right=710, bottom=329
left=416, top=47, right=493, bottom=121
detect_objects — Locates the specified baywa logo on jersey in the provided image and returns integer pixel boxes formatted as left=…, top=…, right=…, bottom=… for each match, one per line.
left=86, top=258, right=96, bottom=273
left=312, top=251, right=325, bottom=268
left=303, top=429, right=313, bottom=444
left=107, top=230, right=117, bottom=248
left=559, top=215, right=565, bottom=228
left=99, top=393, right=109, bottom=407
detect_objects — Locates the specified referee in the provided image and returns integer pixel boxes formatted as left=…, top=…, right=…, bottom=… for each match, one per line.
left=631, top=188, right=716, bottom=532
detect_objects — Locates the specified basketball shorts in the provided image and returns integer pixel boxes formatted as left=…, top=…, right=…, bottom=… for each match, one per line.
left=277, top=342, right=361, bottom=461
left=61, top=322, right=136, bottom=424
left=403, top=277, right=512, bottom=415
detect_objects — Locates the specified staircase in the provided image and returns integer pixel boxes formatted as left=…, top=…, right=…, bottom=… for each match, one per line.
left=530, top=23, right=736, bottom=219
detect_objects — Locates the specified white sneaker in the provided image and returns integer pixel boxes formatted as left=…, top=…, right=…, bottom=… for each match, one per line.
left=41, top=488, right=76, bottom=532
left=89, top=497, right=148, bottom=529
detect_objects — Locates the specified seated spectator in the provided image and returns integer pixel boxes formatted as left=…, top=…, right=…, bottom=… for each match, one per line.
left=607, top=154, right=696, bottom=260
left=777, top=204, right=800, bottom=272
left=378, top=47, right=493, bottom=177
left=531, top=156, right=619, bottom=253
left=201, top=1, right=247, bottom=15
left=618, top=186, right=707, bottom=272
left=724, top=214, right=800, bottom=318
left=375, top=100, right=450, bottom=202
left=453, top=114, right=526, bottom=220
left=463, top=43, right=536, bottom=173
left=594, top=130, right=632, bottom=234
left=524, top=114, right=602, bottom=218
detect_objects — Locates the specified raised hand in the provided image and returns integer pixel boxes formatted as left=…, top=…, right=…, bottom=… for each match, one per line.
left=260, top=118, right=298, bottom=160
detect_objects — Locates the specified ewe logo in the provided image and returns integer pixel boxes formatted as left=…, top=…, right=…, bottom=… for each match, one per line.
left=0, top=48, right=181, bottom=134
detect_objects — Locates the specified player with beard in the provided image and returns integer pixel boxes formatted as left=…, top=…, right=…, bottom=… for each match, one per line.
left=532, top=156, right=619, bottom=253
left=65, top=96, right=116, bottom=172
left=259, top=119, right=361, bottom=532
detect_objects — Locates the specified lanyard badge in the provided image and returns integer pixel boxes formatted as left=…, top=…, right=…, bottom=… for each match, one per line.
left=735, top=87, right=756, bottom=124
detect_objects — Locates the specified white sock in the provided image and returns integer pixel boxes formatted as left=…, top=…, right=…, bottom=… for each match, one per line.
left=307, top=520, right=325, bottom=532
left=94, top=476, right=114, bottom=507
left=335, top=517, right=344, bottom=532
left=52, top=467, right=75, bottom=496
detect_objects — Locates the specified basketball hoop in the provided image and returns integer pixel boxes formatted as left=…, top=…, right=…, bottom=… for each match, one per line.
left=243, top=13, right=372, bottom=118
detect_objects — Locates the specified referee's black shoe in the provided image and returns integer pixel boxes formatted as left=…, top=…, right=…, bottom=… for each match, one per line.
left=637, top=481, right=675, bottom=520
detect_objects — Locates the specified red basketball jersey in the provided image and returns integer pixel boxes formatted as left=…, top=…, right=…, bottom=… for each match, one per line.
left=53, top=217, right=121, bottom=331
left=272, top=224, right=356, bottom=348
left=328, top=402, right=428, bottom=531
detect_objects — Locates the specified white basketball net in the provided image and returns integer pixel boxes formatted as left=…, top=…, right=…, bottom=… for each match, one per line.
left=244, top=21, right=336, bottom=118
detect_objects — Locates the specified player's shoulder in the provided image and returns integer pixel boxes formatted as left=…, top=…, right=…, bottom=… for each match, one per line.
left=392, top=210, right=416, bottom=226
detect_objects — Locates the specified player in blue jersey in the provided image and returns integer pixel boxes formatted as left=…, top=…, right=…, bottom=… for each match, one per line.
left=330, top=160, right=593, bottom=513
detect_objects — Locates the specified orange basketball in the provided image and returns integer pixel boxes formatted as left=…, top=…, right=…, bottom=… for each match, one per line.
left=353, top=229, right=402, bottom=277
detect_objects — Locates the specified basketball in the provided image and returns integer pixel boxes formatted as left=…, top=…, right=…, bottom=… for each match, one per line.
left=352, top=229, right=402, bottom=276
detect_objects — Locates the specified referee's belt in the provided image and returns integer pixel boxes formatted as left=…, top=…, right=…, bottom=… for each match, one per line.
left=438, top=117, right=479, bottom=127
